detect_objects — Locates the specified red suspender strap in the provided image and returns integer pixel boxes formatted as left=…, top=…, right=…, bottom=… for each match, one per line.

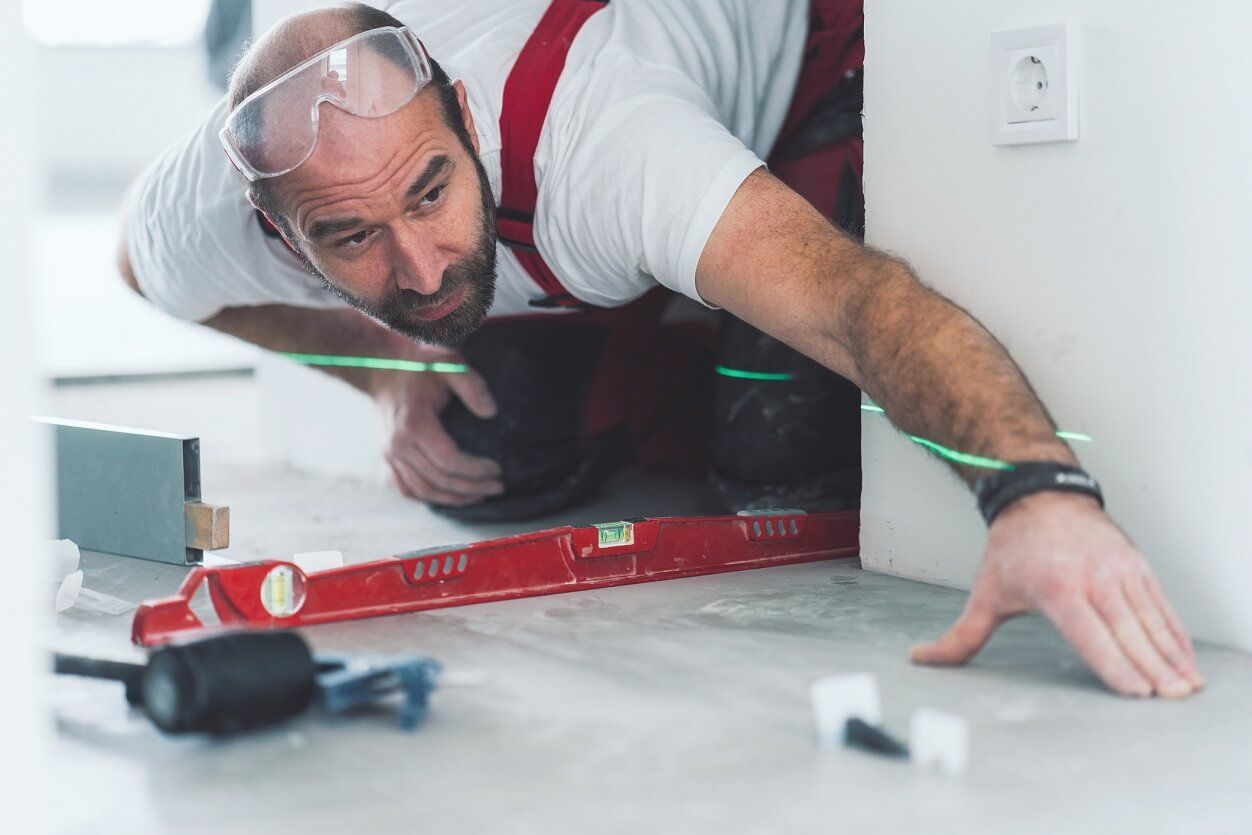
left=497, top=0, right=607, bottom=309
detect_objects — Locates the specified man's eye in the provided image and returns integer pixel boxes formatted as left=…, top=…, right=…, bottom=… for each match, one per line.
left=336, top=230, right=373, bottom=249
left=419, top=185, right=444, bottom=206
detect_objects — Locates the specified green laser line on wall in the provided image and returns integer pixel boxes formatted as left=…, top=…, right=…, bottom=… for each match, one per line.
left=277, top=355, right=1091, bottom=472
left=859, top=403, right=1094, bottom=471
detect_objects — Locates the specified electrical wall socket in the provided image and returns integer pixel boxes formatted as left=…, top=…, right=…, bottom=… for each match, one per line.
left=990, top=23, right=1078, bottom=145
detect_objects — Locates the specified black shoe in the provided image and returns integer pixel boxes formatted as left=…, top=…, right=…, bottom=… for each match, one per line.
left=429, top=430, right=630, bottom=523
left=710, top=466, right=860, bottom=514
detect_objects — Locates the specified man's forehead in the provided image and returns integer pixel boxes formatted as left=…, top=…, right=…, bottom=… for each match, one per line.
left=306, top=89, right=447, bottom=178
left=273, top=87, right=452, bottom=217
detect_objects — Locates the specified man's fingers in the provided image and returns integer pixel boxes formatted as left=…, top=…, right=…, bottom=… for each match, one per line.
left=409, top=421, right=503, bottom=482
left=446, top=367, right=498, bottom=420
left=404, top=442, right=504, bottom=499
left=1091, top=585, right=1194, bottom=699
left=387, top=458, right=477, bottom=507
left=389, top=460, right=418, bottom=499
left=1143, top=572, right=1199, bottom=666
left=910, top=597, right=1000, bottom=666
left=1047, top=600, right=1153, bottom=697
left=1125, top=575, right=1204, bottom=689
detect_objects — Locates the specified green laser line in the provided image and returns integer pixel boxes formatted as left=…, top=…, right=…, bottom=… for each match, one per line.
left=278, top=355, right=1087, bottom=470
left=862, top=404, right=1092, bottom=444
left=714, top=365, right=795, bottom=382
left=280, top=352, right=469, bottom=374
left=859, top=402, right=1095, bottom=470
left=714, top=374, right=1017, bottom=467
left=906, top=436, right=1015, bottom=470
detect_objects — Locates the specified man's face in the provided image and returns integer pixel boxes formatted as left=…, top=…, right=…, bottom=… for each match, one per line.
left=272, top=83, right=497, bottom=346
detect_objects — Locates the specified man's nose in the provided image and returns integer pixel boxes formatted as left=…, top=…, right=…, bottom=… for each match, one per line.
left=390, top=227, right=447, bottom=296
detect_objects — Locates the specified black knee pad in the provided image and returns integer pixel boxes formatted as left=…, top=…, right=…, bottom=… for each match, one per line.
left=712, top=314, right=861, bottom=512
left=432, top=320, right=629, bottom=522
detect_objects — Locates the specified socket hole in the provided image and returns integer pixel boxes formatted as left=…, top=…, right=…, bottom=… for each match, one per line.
left=1010, top=53, right=1050, bottom=114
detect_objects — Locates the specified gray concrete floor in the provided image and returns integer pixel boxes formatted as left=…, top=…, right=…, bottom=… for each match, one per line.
left=47, top=378, right=1252, bottom=834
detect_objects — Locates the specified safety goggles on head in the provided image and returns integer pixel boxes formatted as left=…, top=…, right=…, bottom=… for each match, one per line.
left=219, top=26, right=433, bottom=182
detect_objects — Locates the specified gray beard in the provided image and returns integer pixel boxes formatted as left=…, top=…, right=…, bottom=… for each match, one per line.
left=311, top=154, right=499, bottom=347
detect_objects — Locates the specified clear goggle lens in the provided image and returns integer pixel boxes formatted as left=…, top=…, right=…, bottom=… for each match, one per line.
left=220, top=26, right=432, bottom=181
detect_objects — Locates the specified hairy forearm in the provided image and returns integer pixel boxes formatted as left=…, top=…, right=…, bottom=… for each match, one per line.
left=202, top=304, right=418, bottom=396
left=117, top=215, right=414, bottom=396
left=841, top=260, right=1076, bottom=482
left=695, top=169, right=1074, bottom=481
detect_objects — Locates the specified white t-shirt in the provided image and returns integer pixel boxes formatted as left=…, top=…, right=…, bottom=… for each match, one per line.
left=126, top=0, right=808, bottom=322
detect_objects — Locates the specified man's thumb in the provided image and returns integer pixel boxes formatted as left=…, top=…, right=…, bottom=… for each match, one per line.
left=910, top=601, right=999, bottom=667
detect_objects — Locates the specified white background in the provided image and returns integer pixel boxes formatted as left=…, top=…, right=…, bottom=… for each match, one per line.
left=26, top=0, right=256, bottom=379
left=2, top=2, right=49, bottom=830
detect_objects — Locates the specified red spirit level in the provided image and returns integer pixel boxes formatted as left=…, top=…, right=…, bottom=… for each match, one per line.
left=132, top=510, right=858, bottom=647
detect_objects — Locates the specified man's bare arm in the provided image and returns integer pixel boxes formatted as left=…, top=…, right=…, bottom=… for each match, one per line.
left=114, top=232, right=502, bottom=504
left=697, top=168, right=1068, bottom=474
left=116, top=220, right=144, bottom=297
left=697, top=169, right=1203, bottom=698
left=203, top=303, right=415, bottom=396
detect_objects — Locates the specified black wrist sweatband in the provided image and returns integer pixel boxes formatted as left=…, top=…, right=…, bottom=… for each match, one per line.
left=974, top=462, right=1103, bottom=526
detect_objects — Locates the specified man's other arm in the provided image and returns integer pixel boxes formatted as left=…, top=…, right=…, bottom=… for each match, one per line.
left=116, top=216, right=409, bottom=392
left=114, top=224, right=502, bottom=505
left=697, top=168, right=1203, bottom=698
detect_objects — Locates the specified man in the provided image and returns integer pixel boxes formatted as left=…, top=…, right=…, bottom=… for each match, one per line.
left=118, top=0, right=1203, bottom=698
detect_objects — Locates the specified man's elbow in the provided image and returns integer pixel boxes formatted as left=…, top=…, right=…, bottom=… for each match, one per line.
left=115, top=229, right=145, bottom=298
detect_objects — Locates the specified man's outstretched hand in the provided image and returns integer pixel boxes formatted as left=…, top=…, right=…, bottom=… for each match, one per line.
left=910, top=492, right=1204, bottom=698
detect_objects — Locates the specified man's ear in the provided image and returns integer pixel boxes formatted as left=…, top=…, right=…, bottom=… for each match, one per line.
left=247, top=190, right=310, bottom=266
left=451, top=79, right=480, bottom=155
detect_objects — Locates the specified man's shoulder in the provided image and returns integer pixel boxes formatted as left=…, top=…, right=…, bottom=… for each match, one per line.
left=125, top=98, right=337, bottom=321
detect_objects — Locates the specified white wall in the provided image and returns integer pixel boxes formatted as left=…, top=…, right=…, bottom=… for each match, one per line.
left=30, top=33, right=249, bottom=381
left=257, top=355, right=387, bottom=480
left=862, top=1, right=1252, bottom=650
left=36, top=45, right=220, bottom=192
left=0, top=3, right=50, bottom=830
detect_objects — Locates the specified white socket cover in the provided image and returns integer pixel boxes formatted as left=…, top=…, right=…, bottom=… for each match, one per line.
left=990, top=23, right=1078, bottom=145
left=909, top=708, right=970, bottom=775
left=291, top=550, right=345, bottom=574
left=810, top=673, right=882, bottom=749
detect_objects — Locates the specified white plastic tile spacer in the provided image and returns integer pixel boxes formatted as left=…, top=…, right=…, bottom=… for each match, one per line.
left=909, top=708, right=969, bottom=775
left=810, top=673, right=882, bottom=749
left=46, top=539, right=81, bottom=580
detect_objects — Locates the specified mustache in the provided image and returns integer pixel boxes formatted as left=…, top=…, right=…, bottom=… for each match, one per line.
left=310, top=146, right=499, bottom=346
left=396, top=276, right=462, bottom=311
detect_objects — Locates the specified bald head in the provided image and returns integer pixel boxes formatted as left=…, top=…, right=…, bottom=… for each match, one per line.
left=226, top=4, right=464, bottom=232
left=218, top=4, right=498, bottom=346
left=228, top=3, right=408, bottom=114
